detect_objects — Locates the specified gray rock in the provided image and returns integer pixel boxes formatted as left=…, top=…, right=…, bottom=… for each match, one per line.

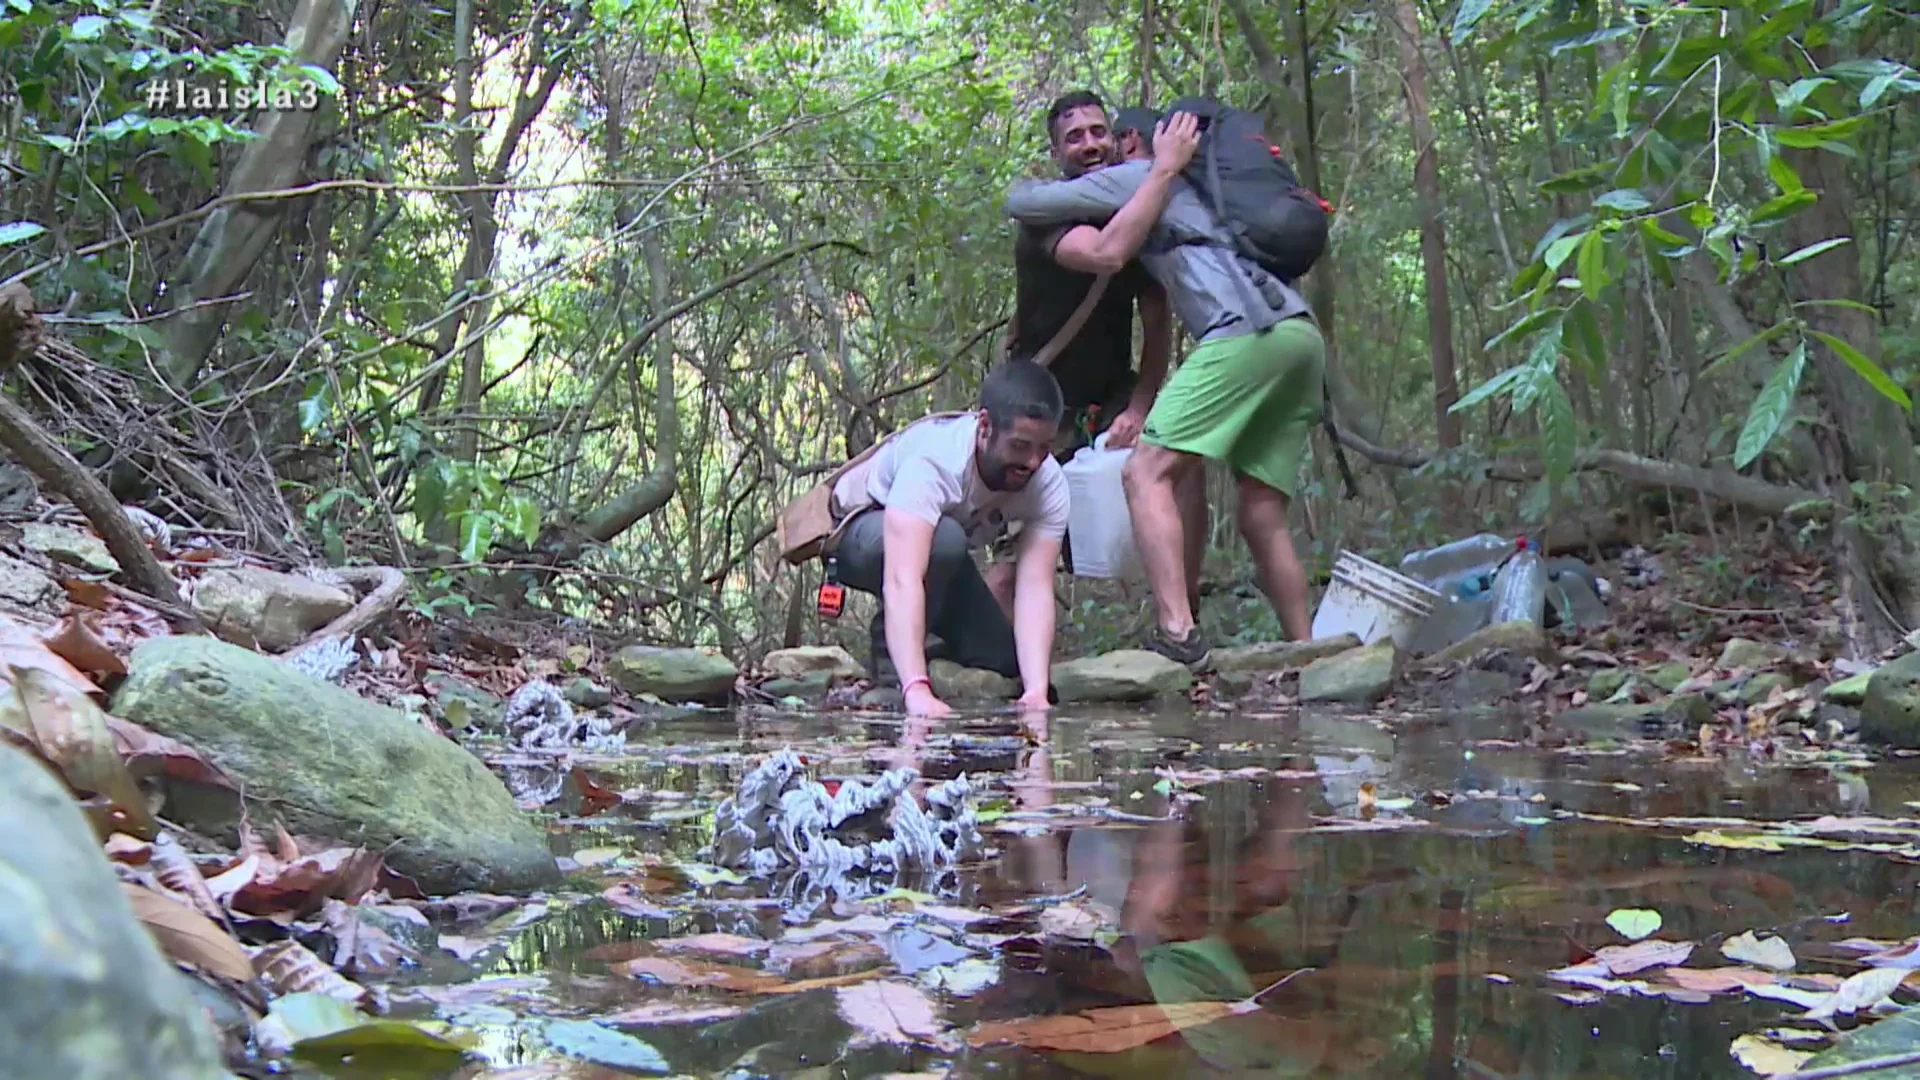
left=1052, top=650, right=1192, bottom=702
left=1422, top=620, right=1553, bottom=668
left=1861, top=651, right=1920, bottom=747
left=608, top=645, right=737, bottom=703
left=1212, top=634, right=1362, bottom=675
left=1423, top=668, right=1517, bottom=710
left=425, top=671, right=507, bottom=730
left=1557, top=693, right=1712, bottom=740
left=858, top=686, right=906, bottom=710
left=1647, top=661, right=1691, bottom=693
left=1300, top=640, right=1401, bottom=704
left=20, top=522, right=119, bottom=574
left=562, top=677, right=613, bottom=709
left=1719, top=637, right=1782, bottom=671
left=1823, top=669, right=1874, bottom=706
left=1739, top=672, right=1793, bottom=704
left=0, top=552, right=57, bottom=609
left=1588, top=668, right=1629, bottom=700
left=763, top=672, right=834, bottom=701
left=110, top=636, right=557, bottom=893
left=0, top=743, right=229, bottom=1079
left=190, top=566, right=354, bottom=652
left=929, top=659, right=1016, bottom=701
left=762, top=645, right=866, bottom=681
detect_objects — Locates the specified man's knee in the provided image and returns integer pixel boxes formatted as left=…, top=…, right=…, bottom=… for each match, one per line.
left=1124, top=444, right=1183, bottom=490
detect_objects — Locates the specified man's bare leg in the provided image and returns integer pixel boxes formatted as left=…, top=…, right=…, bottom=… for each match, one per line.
left=1123, top=444, right=1202, bottom=635
left=1234, top=472, right=1312, bottom=640
left=1177, top=464, right=1207, bottom=617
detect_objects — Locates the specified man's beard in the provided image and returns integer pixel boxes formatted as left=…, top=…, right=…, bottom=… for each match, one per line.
left=978, top=450, right=1031, bottom=491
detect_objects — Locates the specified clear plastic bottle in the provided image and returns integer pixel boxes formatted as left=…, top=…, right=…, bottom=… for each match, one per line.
left=1488, top=538, right=1548, bottom=626
left=1407, top=574, right=1496, bottom=654
left=1399, top=533, right=1513, bottom=588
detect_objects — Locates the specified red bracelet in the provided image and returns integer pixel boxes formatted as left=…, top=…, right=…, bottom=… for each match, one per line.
left=902, top=676, right=932, bottom=694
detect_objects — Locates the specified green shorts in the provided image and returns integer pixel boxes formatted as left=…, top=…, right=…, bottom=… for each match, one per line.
left=1140, top=315, right=1325, bottom=496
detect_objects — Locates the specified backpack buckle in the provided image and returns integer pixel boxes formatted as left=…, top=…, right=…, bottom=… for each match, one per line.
left=817, top=556, right=846, bottom=619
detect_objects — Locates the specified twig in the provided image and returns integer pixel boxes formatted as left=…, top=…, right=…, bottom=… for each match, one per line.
left=1783, top=1050, right=1920, bottom=1079
left=284, top=566, right=408, bottom=658
left=98, top=578, right=204, bottom=630
left=1669, top=598, right=1802, bottom=618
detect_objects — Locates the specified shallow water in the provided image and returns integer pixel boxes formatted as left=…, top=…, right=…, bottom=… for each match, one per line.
left=324, top=703, right=1920, bottom=1078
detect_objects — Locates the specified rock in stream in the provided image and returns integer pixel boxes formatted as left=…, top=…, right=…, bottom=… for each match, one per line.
left=0, top=743, right=229, bottom=1079
left=111, top=635, right=558, bottom=893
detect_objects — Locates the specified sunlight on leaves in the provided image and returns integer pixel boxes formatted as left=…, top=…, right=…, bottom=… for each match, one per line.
left=1606, top=908, right=1662, bottom=941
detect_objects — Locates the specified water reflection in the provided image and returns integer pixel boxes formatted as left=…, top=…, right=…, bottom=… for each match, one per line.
left=363, top=705, right=1920, bottom=1078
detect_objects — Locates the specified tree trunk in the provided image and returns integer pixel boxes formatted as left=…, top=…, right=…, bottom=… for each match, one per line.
left=574, top=238, right=680, bottom=544
left=158, top=0, right=355, bottom=388
left=1391, top=0, right=1462, bottom=448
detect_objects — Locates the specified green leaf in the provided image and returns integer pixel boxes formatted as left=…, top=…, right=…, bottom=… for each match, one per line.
left=1540, top=380, right=1576, bottom=493
left=298, top=390, right=329, bottom=433
left=1592, top=188, right=1651, bottom=213
left=1530, top=216, right=1588, bottom=264
left=1576, top=230, right=1609, bottom=302
left=1810, top=331, right=1912, bottom=410
left=1451, top=0, right=1497, bottom=41
left=1733, top=341, right=1808, bottom=469
left=458, top=513, right=494, bottom=562
left=1605, top=908, right=1662, bottom=942
left=1548, top=23, right=1634, bottom=56
left=1565, top=299, right=1606, bottom=377
left=510, top=496, right=541, bottom=545
left=1773, top=115, right=1869, bottom=148
left=1486, top=307, right=1561, bottom=352
left=1544, top=233, right=1585, bottom=271
left=298, top=64, right=341, bottom=95
left=1751, top=190, right=1817, bottom=223
left=1775, top=237, right=1851, bottom=266
left=104, top=322, right=166, bottom=349
left=1702, top=321, right=1790, bottom=378
left=1687, top=202, right=1714, bottom=231
left=1861, top=72, right=1898, bottom=109
left=1767, top=153, right=1803, bottom=193
left=0, top=221, right=46, bottom=245
left=68, top=13, right=107, bottom=38
left=414, top=458, right=448, bottom=522
left=1773, top=76, right=1833, bottom=115
left=1449, top=364, right=1526, bottom=414
left=1539, top=162, right=1612, bottom=194
left=1793, top=298, right=1878, bottom=316
left=293, top=1021, right=475, bottom=1071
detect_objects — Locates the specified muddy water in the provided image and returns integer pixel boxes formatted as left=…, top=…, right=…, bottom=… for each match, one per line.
left=351, top=705, right=1920, bottom=1078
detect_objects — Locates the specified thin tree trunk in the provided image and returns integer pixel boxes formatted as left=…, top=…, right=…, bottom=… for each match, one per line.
left=573, top=238, right=679, bottom=544
left=1391, top=0, right=1461, bottom=447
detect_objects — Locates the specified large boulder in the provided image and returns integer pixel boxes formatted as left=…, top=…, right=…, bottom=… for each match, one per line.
left=110, top=636, right=557, bottom=893
left=608, top=645, right=738, bottom=703
left=1212, top=635, right=1362, bottom=675
left=0, top=744, right=230, bottom=1079
left=1052, top=650, right=1192, bottom=702
left=929, top=659, right=1016, bottom=701
left=1861, top=651, right=1920, bottom=748
left=1421, top=620, right=1553, bottom=668
left=1299, top=640, right=1400, bottom=704
left=762, top=645, right=865, bottom=681
left=190, top=566, right=354, bottom=652
left=1823, top=669, right=1874, bottom=706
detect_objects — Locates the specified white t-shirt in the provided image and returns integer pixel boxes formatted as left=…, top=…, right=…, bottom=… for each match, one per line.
left=832, top=411, right=1069, bottom=549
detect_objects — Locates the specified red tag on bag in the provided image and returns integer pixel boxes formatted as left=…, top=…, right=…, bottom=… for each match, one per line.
left=816, top=582, right=845, bottom=619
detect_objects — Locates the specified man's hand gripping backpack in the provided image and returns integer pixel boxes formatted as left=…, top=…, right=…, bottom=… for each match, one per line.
left=1164, top=96, right=1331, bottom=282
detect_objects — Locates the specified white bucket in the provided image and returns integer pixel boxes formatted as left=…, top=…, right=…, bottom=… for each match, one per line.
left=1310, top=550, right=1442, bottom=650
left=1061, top=432, right=1142, bottom=579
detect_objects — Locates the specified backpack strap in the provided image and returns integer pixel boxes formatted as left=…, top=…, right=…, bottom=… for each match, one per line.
left=1029, top=273, right=1110, bottom=368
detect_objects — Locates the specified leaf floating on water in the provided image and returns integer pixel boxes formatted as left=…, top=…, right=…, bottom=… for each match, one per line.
left=1729, top=1033, right=1814, bottom=1076
left=254, top=938, right=373, bottom=1007
left=121, top=882, right=254, bottom=982
left=1795, top=1001, right=1920, bottom=1073
left=676, top=862, right=748, bottom=886
left=292, top=1019, right=476, bottom=1072
left=1658, top=967, right=1780, bottom=994
left=597, top=1002, right=745, bottom=1027
left=1722, top=931, right=1797, bottom=971
left=1860, top=939, right=1920, bottom=969
left=256, top=991, right=366, bottom=1056
left=966, top=1000, right=1259, bottom=1052
left=1685, top=830, right=1790, bottom=852
left=1606, top=908, right=1662, bottom=941
left=569, top=845, right=625, bottom=869
left=835, top=980, right=948, bottom=1047
left=614, top=956, right=785, bottom=992
left=1580, top=940, right=1696, bottom=977
left=653, top=932, right=770, bottom=961
left=1038, top=897, right=1114, bottom=941
left=543, top=1018, right=670, bottom=1074
left=1803, top=965, right=1907, bottom=1022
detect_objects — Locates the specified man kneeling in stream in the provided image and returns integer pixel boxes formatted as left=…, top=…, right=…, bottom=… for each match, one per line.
left=830, top=359, right=1067, bottom=718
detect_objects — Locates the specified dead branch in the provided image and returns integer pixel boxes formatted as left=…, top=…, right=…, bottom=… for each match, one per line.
left=285, top=565, right=408, bottom=658
left=1331, top=427, right=1826, bottom=520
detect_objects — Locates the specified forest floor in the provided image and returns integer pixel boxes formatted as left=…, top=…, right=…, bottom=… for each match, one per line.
left=9, top=505, right=1920, bottom=1079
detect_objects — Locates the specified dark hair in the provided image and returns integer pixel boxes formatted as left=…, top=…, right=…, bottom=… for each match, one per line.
left=1113, top=106, right=1161, bottom=149
left=980, top=359, right=1064, bottom=432
left=1045, top=90, right=1106, bottom=145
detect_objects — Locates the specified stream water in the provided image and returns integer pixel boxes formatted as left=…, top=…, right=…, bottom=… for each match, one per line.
left=303, top=703, right=1920, bottom=1079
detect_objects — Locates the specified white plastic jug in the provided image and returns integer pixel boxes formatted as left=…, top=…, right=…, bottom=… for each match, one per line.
left=1061, top=431, right=1142, bottom=579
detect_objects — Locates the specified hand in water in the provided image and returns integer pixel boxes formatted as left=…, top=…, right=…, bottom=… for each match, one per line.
left=905, top=683, right=953, bottom=718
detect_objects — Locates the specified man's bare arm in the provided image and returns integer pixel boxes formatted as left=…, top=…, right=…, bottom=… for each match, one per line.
left=881, top=510, right=937, bottom=689
left=1009, top=529, right=1060, bottom=704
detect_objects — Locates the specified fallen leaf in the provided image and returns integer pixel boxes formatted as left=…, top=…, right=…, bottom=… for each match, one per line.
left=598, top=1002, right=745, bottom=1027
left=151, top=832, right=228, bottom=924
left=966, top=1000, right=1258, bottom=1052
left=254, top=938, right=373, bottom=1007
left=122, top=882, right=254, bottom=982
left=1860, top=939, right=1920, bottom=969
left=321, top=898, right=420, bottom=976
left=1658, top=967, right=1780, bottom=994
left=104, top=832, right=151, bottom=863
left=542, top=1018, right=668, bottom=1073
left=274, top=821, right=301, bottom=862
left=104, top=716, right=236, bottom=791
left=1553, top=940, right=1695, bottom=979
left=292, top=1020, right=475, bottom=1072
left=569, top=846, right=625, bottom=869
left=12, top=666, right=156, bottom=837
left=0, top=617, right=101, bottom=698
left=1683, top=830, right=1789, bottom=852
left=1722, top=931, right=1797, bottom=971
left=836, top=980, right=946, bottom=1046
left=614, top=956, right=784, bottom=992
left=60, top=578, right=113, bottom=609
left=256, top=991, right=366, bottom=1055
left=653, top=933, right=769, bottom=961
left=230, top=846, right=385, bottom=919
left=1729, top=1033, right=1814, bottom=1076
left=1606, top=908, right=1662, bottom=942
left=1803, top=965, right=1906, bottom=1021
left=203, top=854, right=260, bottom=906
left=1038, top=898, right=1112, bottom=941
left=769, top=938, right=890, bottom=980
left=570, top=768, right=622, bottom=815
left=42, top=612, right=125, bottom=675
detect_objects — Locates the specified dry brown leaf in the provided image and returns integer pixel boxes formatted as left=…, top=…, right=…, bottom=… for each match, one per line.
left=1657, top=966, right=1779, bottom=994
left=570, top=767, right=621, bottom=815
left=59, top=578, right=113, bottom=610
left=13, top=666, right=156, bottom=838
left=966, top=1000, right=1258, bottom=1052
left=654, top=933, right=770, bottom=961
left=252, top=938, right=371, bottom=1007
left=613, top=956, right=784, bottom=992
left=750, top=969, right=887, bottom=995
left=151, top=832, right=228, bottom=924
left=0, top=617, right=101, bottom=698
left=203, top=854, right=261, bottom=906
left=105, top=832, right=152, bottom=864
left=104, top=716, right=236, bottom=791
left=597, top=1002, right=744, bottom=1026
left=122, top=882, right=254, bottom=982
left=768, top=939, right=889, bottom=980
left=274, top=820, right=301, bottom=862
left=320, top=898, right=419, bottom=976
left=1565, top=940, right=1696, bottom=978
left=229, top=846, right=384, bottom=919
left=42, top=612, right=125, bottom=675
left=835, top=981, right=946, bottom=1046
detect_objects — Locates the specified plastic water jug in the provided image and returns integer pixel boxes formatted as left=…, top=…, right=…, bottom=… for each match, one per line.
left=1488, top=538, right=1548, bottom=626
left=1399, top=533, right=1512, bottom=587
left=1061, top=432, right=1142, bottom=578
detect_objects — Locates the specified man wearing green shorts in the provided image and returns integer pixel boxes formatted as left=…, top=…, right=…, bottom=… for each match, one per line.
left=1005, top=108, right=1325, bottom=669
